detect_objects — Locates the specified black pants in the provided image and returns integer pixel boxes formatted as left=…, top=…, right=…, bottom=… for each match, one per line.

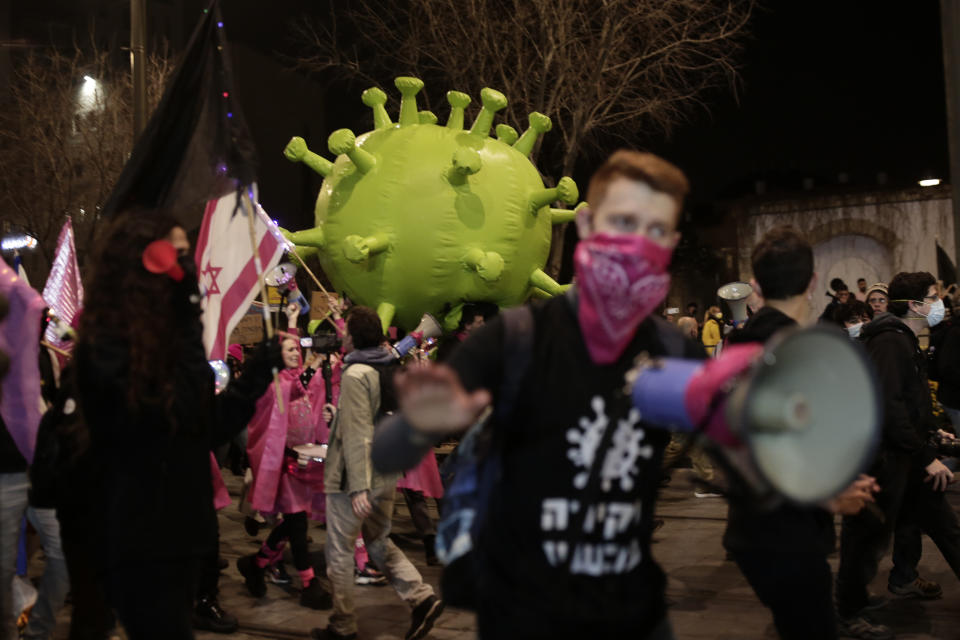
left=197, top=518, right=221, bottom=600
left=59, top=513, right=115, bottom=640
left=890, top=469, right=960, bottom=586
left=836, top=451, right=911, bottom=617
left=733, top=550, right=837, bottom=640
left=264, top=511, right=310, bottom=571
left=401, top=489, right=436, bottom=537
left=106, top=557, right=199, bottom=640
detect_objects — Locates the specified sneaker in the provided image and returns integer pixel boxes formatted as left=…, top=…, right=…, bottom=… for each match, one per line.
left=888, top=576, right=943, bottom=599
left=243, top=516, right=260, bottom=537
left=237, top=554, right=266, bottom=598
left=266, top=562, right=292, bottom=585
left=355, top=564, right=388, bottom=586
left=309, top=627, right=357, bottom=640
left=193, top=596, right=238, bottom=634
left=300, top=577, right=333, bottom=610
left=837, top=615, right=894, bottom=640
left=406, top=595, right=444, bottom=640
left=693, top=491, right=722, bottom=498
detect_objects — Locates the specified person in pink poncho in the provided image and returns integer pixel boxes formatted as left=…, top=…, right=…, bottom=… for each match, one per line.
left=238, top=302, right=338, bottom=610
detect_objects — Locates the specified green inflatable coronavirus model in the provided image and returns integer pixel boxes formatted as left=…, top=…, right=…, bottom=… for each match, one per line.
left=282, top=76, right=583, bottom=331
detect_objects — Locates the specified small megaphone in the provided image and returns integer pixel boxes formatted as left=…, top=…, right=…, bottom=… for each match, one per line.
left=142, top=240, right=184, bottom=281
left=629, top=326, right=880, bottom=505
left=718, top=281, right=753, bottom=326
left=265, top=262, right=310, bottom=315
left=390, top=313, right=443, bottom=359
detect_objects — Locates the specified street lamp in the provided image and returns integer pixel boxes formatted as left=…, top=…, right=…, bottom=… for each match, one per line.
left=919, top=178, right=942, bottom=187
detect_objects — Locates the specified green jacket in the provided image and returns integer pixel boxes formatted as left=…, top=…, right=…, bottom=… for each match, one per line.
left=324, top=362, right=400, bottom=494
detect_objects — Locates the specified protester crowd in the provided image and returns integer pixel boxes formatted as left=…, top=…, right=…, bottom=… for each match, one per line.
left=4, top=149, right=960, bottom=640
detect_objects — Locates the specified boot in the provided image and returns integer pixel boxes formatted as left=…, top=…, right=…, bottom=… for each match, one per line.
left=300, top=577, right=333, bottom=610
left=237, top=554, right=266, bottom=598
left=193, top=596, right=239, bottom=634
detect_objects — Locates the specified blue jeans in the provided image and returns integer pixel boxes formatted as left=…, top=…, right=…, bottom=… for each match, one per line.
left=1, top=473, right=71, bottom=640
left=1, top=472, right=30, bottom=639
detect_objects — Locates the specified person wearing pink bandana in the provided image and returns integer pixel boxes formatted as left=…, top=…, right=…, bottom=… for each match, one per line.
left=371, top=150, right=705, bottom=639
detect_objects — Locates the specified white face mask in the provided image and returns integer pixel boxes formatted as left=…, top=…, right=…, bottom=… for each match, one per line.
left=924, top=298, right=945, bottom=327
left=847, top=322, right=863, bottom=339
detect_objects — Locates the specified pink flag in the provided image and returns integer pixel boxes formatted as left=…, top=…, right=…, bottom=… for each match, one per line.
left=42, top=218, right=84, bottom=349
left=195, top=184, right=287, bottom=360
left=0, top=259, right=46, bottom=462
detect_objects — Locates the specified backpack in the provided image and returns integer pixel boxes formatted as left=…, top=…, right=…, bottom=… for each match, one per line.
left=369, top=360, right=403, bottom=417
left=435, top=298, right=686, bottom=609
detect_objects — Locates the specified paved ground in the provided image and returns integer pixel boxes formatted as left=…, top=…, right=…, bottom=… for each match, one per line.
left=33, top=468, right=960, bottom=639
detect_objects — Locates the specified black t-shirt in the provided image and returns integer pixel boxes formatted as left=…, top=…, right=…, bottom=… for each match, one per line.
left=448, top=295, right=703, bottom=637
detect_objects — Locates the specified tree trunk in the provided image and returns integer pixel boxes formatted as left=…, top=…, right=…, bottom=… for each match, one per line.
left=545, top=145, right=580, bottom=280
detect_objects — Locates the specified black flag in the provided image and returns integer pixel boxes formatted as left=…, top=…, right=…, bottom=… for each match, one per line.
left=102, top=0, right=257, bottom=230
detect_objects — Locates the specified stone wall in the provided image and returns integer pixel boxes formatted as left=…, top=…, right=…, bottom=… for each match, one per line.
left=735, top=186, right=955, bottom=315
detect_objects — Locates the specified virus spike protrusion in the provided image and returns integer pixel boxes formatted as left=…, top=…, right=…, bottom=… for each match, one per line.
left=283, top=136, right=333, bottom=178
left=461, top=247, right=505, bottom=282
left=513, top=112, right=552, bottom=157
left=529, top=177, right=579, bottom=214
left=418, top=110, right=438, bottom=125
left=376, top=302, right=396, bottom=334
left=469, top=88, right=508, bottom=138
left=343, top=233, right=390, bottom=263
left=395, top=76, right=425, bottom=127
left=529, top=269, right=567, bottom=296
left=361, top=87, right=392, bottom=130
left=446, top=91, right=471, bottom=130
left=496, top=124, right=519, bottom=145
left=328, top=129, right=376, bottom=174
left=282, top=226, right=325, bottom=250
left=446, top=147, right=482, bottom=186
left=551, top=201, right=587, bottom=225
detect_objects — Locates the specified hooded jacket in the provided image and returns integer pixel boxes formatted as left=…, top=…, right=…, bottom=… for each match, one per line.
left=859, top=312, right=938, bottom=468
left=324, top=346, right=400, bottom=494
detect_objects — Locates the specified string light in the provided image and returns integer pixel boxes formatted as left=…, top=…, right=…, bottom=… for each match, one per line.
left=1, top=233, right=38, bottom=251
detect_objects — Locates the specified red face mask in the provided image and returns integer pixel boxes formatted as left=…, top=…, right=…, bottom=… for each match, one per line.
left=574, top=232, right=673, bottom=364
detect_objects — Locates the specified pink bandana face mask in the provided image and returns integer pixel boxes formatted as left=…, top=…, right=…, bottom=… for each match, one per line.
left=574, top=232, right=673, bottom=364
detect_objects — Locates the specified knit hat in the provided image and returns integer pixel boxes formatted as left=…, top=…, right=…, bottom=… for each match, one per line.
left=227, top=343, right=244, bottom=362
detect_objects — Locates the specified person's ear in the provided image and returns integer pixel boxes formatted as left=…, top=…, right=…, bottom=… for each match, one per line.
left=575, top=205, right=593, bottom=239
left=749, top=277, right=762, bottom=299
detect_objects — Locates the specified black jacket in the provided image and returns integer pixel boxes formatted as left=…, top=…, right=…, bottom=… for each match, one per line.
left=75, top=303, right=275, bottom=567
left=931, top=320, right=960, bottom=410
left=859, top=312, right=938, bottom=468
left=722, top=306, right=836, bottom=555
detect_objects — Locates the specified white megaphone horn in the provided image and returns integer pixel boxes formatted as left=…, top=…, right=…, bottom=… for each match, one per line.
left=629, top=326, right=881, bottom=505
left=265, top=262, right=310, bottom=315
left=718, top=281, right=753, bottom=326
left=390, top=313, right=443, bottom=359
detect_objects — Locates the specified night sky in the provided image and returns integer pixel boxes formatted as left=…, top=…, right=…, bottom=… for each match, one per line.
left=646, top=0, right=949, bottom=208
left=5, top=1, right=952, bottom=229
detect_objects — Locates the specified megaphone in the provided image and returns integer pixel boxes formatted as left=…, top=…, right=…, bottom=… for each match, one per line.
left=142, top=240, right=184, bottom=282
left=265, top=262, right=310, bottom=315
left=630, top=326, right=880, bottom=505
left=390, top=313, right=443, bottom=359
left=718, top=281, right=753, bottom=326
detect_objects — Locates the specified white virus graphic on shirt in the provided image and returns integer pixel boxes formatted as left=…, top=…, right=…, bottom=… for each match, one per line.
left=566, top=395, right=653, bottom=492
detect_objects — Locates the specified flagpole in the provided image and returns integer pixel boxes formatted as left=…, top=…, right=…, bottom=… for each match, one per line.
left=285, top=247, right=344, bottom=336
left=241, top=188, right=284, bottom=413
